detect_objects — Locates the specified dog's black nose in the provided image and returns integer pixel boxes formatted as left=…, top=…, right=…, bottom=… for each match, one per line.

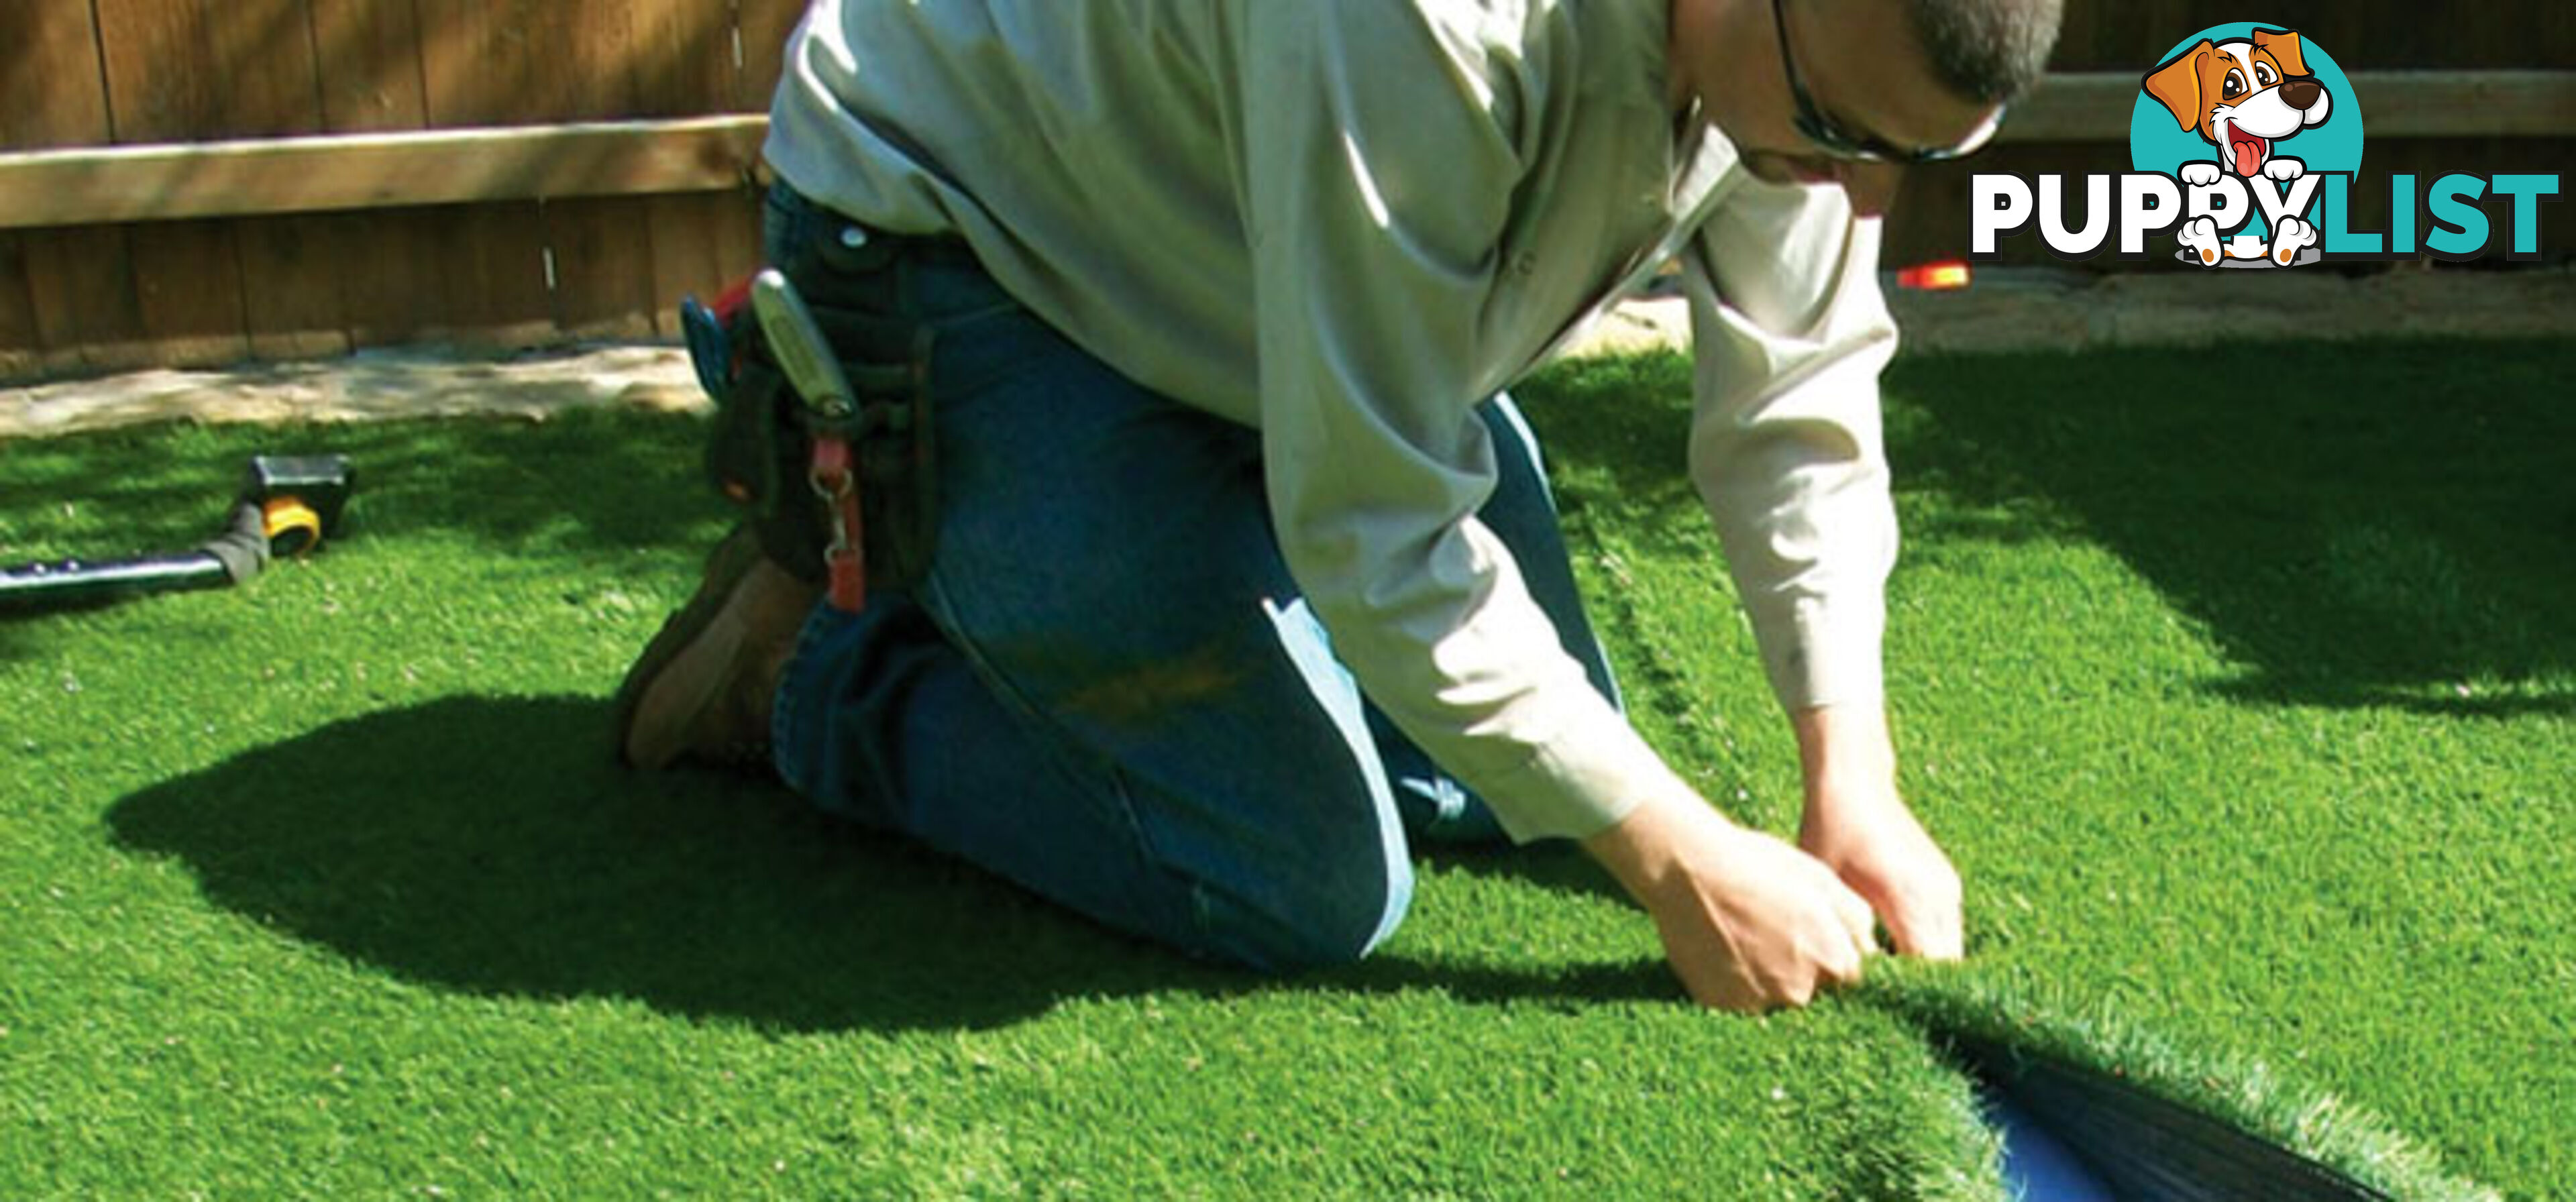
left=2279, top=78, right=2323, bottom=110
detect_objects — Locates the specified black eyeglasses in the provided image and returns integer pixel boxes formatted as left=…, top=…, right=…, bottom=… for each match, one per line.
left=1771, top=0, right=2004, bottom=164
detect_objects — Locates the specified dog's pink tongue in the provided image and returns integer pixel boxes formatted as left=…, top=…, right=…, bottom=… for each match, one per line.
left=2231, top=131, right=2267, bottom=177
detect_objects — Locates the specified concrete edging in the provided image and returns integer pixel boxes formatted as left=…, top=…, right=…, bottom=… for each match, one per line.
left=5, top=266, right=2570, bottom=440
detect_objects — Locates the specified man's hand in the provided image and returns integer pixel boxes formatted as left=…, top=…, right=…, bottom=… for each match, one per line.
left=1585, top=789, right=1878, bottom=1012
left=1794, top=705, right=1964, bottom=960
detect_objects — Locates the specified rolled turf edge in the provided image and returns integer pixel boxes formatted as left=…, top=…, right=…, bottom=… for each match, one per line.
left=1860, top=967, right=2503, bottom=1202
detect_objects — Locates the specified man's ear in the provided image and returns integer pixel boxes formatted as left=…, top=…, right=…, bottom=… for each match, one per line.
left=2142, top=42, right=2212, bottom=133
left=2251, top=28, right=2310, bottom=78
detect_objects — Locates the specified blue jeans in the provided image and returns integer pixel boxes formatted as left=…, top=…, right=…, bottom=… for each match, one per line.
left=762, top=186, right=1623, bottom=971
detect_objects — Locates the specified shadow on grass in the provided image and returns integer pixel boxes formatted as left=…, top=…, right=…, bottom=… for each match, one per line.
left=1887, top=339, right=2576, bottom=716
left=1419, top=839, right=1632, bottom=907
left=107, top=695, right=1676, bottom=1034
left=0, top=622, right=38, bottom=664
left=1520, top=341, right=2576, bottom=717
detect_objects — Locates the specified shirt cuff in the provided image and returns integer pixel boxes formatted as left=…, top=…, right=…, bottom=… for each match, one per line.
left=1479, top=696, right=1701, bottom=843
left=1751, top=592, right=1887, bottom=714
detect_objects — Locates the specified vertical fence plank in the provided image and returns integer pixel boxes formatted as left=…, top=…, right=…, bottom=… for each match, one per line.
left=641, top=190, right=765, bottom=343
left=438, top=204, right=557, bottom=349
left=21, top=229, right=150, bottom=376
left=715, top=184, right=767, bottom=285
left=306, top=0, right=452, bottom=352
left=630, top=0, right=741, bottom=120
left=632, top=0, right=757, bottom=338
left=0, top=0, right=115, bottom=148
left=217, top=0, right=352, bottom=363
left=415, top=0, right=563, bottom=347
left=721, top=0, right=808, bottom=296
left=546, top=194, right=661, bottom=341
left=641, top=190, right=766, bottom=343
left=0, top=227, right=43, bottom=381
left=329, top=211, right=459, bottom=350
left=3, top=0, right=131, bottom=378
left=235, top=214, right=353, bottom=362
left=91, top=0, right=252, bottom=370
left=737, top=0, right=806, bottom=112
left=714, top=0, right=772, bottom=317
left=535, top=3, right=658, bottom=341
left=310, top=0, right=428, bottom=133
left=90, top=0, right=223, bottom=144
left=125, top=218, right=252, bottom=368
left=411, top=0, right=676, bottom=345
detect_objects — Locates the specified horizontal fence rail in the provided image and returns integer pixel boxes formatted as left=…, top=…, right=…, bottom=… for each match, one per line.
left=0, top=118, right=769, bottom=229
left=1, top=74, right=2567, bottom=233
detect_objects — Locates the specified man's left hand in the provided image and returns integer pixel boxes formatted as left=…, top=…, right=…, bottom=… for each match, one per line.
left=1792, top=706, right=1964, bottom=961
left=1800, top=778, right=1962, bottom=960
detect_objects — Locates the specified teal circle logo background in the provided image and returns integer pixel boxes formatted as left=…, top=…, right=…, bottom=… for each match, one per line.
left=2129, top=23, right=2365, bottom=237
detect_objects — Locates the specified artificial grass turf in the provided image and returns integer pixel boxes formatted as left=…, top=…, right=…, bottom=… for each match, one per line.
left=0, top=337, right=2563, bottom=1198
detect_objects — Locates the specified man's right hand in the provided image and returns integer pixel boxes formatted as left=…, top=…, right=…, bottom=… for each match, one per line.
left=1583, top=790, right=1878, bottom=1012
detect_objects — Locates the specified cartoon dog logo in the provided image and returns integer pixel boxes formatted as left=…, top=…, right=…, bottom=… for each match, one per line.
left=2142, top=29, right=2333, bottom=266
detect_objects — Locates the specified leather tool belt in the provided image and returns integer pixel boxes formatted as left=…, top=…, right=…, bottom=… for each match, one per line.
left=681, top=266, right=939, bottom=606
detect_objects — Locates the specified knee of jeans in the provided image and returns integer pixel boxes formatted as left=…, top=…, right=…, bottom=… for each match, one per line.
left=1217, top=854, right=1416, bottom=973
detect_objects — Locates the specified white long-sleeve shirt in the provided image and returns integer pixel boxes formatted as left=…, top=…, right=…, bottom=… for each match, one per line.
left=764, top=0, right=1900, bottom=842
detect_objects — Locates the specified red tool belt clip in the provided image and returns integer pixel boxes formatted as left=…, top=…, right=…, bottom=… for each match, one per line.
left=808, top=435, right=866, bottom=612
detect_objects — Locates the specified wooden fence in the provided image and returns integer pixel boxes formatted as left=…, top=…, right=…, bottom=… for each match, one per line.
left=0, top=0, right=805, bottom=382
left=2, top=1, right=2571, bottom=383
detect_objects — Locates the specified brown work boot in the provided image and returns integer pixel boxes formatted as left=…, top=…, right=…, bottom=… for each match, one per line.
left=612, top=527, right=823, bottom=771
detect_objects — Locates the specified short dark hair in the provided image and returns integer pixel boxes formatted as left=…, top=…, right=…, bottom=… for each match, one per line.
left=1904, top=0, right=2064, bottom=105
